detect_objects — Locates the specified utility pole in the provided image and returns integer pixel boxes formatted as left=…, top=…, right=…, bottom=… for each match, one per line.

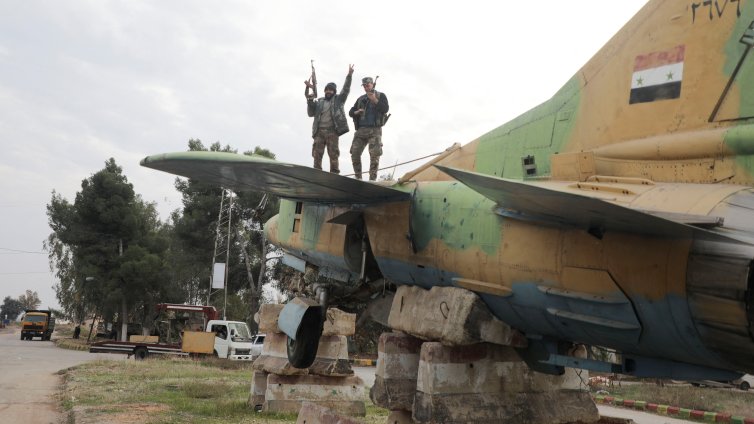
left=209, top=189, right=233, bottom=320
left=223, top=192, right=233, bottom=320
left=120, top=238, right=127, bottom=342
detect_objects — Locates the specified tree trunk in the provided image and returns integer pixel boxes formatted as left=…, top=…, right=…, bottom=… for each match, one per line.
left=120, top=297, right=128, bottom=342
left=241, top=238, right=262, bottom=334
left=86, top=314, right=98, bottom=342
left=119, top=239, right=128, bottom=342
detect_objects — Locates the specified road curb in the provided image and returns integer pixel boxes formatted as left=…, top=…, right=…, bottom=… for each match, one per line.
left=593, top=394, right=754, bottom=423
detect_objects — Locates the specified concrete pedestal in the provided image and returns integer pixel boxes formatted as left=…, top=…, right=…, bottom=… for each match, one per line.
left=248, top=370, right=268, bottom=409
left=252, top=332, right=309, bottom=376
left=295, top=402, right=365, bottom=424
left=253, top=332, right=354, bottom=377
left=413, top=342, right=598, bottom=424
left=264, top=374, right=366, bottom=416
left=370, top=332, right=422, bottom=411
left=251, top=304, right=364, bottom=419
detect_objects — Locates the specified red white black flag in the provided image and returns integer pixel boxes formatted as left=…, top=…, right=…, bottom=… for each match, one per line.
left=630, top=45, right=685, bottom=104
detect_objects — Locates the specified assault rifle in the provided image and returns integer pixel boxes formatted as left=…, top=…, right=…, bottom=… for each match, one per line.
left=372, top=75, right=391, bottom=126
left=305, top=59, right=318, bottom=100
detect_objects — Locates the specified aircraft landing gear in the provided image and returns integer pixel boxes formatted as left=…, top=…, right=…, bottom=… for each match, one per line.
left=286, top=311, right=323, bottom=368
left=282, top=285, right=329, bottom=369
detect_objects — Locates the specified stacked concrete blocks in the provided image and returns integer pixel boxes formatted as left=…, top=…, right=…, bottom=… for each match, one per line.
left=249, top=369, right=268, bottom=410
left=414, top=342, right=598, bottom=423
left=371, top=286, right=598, bottom=423
left=370, top=332, right=422, bottom=415
left=249, top=303, right=366, bottom=418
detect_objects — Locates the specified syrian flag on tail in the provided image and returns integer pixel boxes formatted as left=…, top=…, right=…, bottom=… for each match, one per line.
left=629, top=45, right=685, bottom=104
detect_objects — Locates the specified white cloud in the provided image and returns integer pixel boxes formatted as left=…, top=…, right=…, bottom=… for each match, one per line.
left=136, top=84, right=187, bottom=126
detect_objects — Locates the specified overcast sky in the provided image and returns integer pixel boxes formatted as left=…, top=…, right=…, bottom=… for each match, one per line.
left=0, top=0, right=647, bottom=312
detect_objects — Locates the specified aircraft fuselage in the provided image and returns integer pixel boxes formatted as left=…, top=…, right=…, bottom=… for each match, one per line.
left=266, top=180, right=754, bottom=376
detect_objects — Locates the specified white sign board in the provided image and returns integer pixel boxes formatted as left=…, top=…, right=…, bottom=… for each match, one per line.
left=212, top=262, right=226, bottom=289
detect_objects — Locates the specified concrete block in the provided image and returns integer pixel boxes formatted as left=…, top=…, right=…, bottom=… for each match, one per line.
left=323, top=308, right=356, bottom=337
left=258, top=303, right=284, bottom=334
left=309, top=335, right=354, bottom=377
left=387, top=286, right=526, bottom=347
left=417, top=342, right=585, bottom=395
left=413, top=390, right=599, bottom=423
left=259, top=304, right=355, bottom=336
left=253, top=332, right=309, bottom=375
left=264, top=374, right=366, bottom=417
left=253, top=332, right=354, bottom=377
left=295, top=401, right=365, bottom=424
left=370, top=332, right=422, bottom=411
left=414, top=342, right=598, bottom=423
left=248, top=370, right=268, bottom=409
left=372, top=377, right=416, bottom=414
left=386, top=410, right=414, bottom=424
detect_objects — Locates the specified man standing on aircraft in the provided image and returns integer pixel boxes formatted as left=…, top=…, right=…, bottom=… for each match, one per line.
left=349, top=76, right=389, bottom=181
left=306, top=64, right=354, bottom=174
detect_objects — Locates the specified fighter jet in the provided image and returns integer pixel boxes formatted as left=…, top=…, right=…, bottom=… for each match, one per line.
left=142, top=0, right=754, bottom=380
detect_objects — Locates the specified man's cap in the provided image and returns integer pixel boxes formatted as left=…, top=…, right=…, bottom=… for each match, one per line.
left=361, top=77, right=374, bottom=85
left=325, top=82, right=337, bottom=92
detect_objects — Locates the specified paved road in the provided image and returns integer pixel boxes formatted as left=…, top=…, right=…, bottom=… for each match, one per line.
left=0, top=327, right=122, bottom=424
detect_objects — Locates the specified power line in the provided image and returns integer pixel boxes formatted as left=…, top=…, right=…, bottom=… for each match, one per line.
left=0, top=248, right=46, bottom=255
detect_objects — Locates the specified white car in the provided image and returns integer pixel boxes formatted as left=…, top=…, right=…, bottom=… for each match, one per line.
left=732, top=374, right=754, bottom=391
left=250, top=333, right=265, bottom=358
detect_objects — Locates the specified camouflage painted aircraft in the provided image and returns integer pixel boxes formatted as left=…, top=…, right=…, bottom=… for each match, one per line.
left=142, top=0, right=754, bottom=380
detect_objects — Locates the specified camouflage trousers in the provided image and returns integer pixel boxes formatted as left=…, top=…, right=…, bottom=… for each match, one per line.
left=312, top=128, right=340, bottom=173
left=350, top=127, right=382, bottom=181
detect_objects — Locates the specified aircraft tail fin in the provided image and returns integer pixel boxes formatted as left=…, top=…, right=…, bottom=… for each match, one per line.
left=413, top=0, right=754, bottom=185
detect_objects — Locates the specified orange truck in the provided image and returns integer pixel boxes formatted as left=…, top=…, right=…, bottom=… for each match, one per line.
left=21, top=310, right=56, bottom=341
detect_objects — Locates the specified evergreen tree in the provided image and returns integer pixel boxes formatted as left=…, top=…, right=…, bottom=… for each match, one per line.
left=46, top=159, right=177, bottom=338
left=0, top=296, right=23, bottom=320
left=170, top=140, right=278, bottom=330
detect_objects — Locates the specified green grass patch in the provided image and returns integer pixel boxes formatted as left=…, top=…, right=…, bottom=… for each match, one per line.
left=59, top=357, right=387, bottom=423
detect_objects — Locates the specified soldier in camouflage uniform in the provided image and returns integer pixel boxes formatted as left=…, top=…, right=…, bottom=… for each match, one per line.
left=306, top=64, right=354, bottom=173
left=348, top=76, right=390, bottom=180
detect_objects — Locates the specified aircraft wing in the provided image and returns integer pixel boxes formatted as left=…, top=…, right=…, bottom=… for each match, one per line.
left=141, top=151, right=410, bottom=204
left=435, top=165, right=747, bottom=244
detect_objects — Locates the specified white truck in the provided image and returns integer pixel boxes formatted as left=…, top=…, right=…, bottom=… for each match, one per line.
left=206, top=319, right=264, bottom=360
left=90, top=304, right=264, bottom=361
